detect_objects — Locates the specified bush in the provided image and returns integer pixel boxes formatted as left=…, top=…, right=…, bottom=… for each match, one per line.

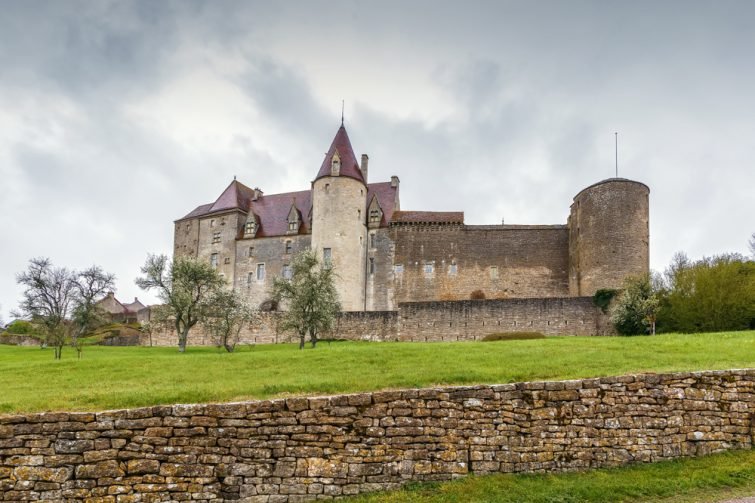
left=482, top=332, right=545, bottom=341
left=470, top=290, right=486, bottom=300
left=6, top=320, right=35, bottom=335
left=593, top=289, right=618, bottom=313
left=611, top=275, right=659, bottom=336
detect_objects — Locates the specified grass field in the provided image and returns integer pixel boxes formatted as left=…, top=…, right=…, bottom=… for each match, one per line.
left=0, top=330, right=753, bottom=414
left=349, top=449, right=755, bottom=503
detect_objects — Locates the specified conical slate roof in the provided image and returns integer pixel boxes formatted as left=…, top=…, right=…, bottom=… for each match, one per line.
left=314, top=125, right=365, bottom=183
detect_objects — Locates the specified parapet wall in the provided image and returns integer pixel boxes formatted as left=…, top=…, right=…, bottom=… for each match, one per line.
left=1, top=369, right=753, bottom=501
left=148, top=297, right=610, bottom=347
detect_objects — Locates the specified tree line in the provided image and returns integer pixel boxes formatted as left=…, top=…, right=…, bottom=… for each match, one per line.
left=610, top=243, right=755, bottom=335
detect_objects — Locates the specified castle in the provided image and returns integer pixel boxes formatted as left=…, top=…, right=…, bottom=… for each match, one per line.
left=174, top=124, right=649, bottom=314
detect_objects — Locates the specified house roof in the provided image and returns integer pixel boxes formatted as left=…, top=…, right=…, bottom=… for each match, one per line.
left=391, top=211, right=464, bottom=224
left=245, top=190, right=313, bottom=238
left=177, top=180, right=398, bottom=238
left=367, top=182, right=398, bottom=226
left=314, top=125, right=365, bottom=183
left=208, top=180, right=256, bottom=214
left=122, top=299, right=147, bottom=313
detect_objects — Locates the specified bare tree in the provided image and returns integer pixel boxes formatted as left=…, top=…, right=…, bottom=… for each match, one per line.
left=136, top=254, right=225, bottom=353
left=71, top=266, right=116, bottom=358
left=749, top=232, right=755, bottom=258
left=15, top=258, right=76, bottom=359
left=201, top=289, right=257, bottom=352
left=271, top=250, right=340, bottom=349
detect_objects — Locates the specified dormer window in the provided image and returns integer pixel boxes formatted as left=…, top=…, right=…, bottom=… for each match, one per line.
left=367, top=195, right=383, bottom=229
left=244, top=215, right=259, bottom=238
left=286, top=203, right=301, bottom=235
left=331, top=151, right=341, bottom=176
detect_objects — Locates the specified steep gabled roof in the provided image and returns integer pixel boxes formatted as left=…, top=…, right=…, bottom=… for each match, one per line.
left=315, top=125, right=365, bottom=183
left=207, top=179, right=256, bottom=214
left=366, top=182, right=398, bottom=226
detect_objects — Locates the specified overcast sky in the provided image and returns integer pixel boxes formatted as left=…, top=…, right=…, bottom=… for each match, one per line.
left=1, top=0, right=754, bottom=321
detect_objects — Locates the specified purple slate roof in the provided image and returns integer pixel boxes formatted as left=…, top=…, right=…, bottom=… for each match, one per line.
left=314, top=125, right=365, bottom=183
left=177, top=182, right=398, bottom=238
left=250, top=189, right=312, bottom=238
left=174, top=125, right=400, bottom=238
left=391, top=211, right=464, bottom=224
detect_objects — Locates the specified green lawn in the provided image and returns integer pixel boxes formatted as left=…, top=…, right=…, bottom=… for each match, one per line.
left=0, top=330, right=753, bottom=414
left=349, top=449, right=755, bottom=503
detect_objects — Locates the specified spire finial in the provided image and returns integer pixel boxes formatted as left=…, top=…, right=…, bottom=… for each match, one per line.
left=341, top=100, right=344, bottom=126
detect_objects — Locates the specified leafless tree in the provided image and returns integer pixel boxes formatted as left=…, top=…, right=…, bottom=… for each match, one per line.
left=15, top=258, right=76, bottom=359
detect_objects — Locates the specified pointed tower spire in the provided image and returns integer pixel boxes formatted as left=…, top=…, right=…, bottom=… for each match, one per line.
left=314, top=125, right=365, bottom=184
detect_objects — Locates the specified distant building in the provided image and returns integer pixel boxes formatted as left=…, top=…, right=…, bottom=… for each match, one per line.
left=96, top=292, right=150, bottom=324
left=174, top=123, right=649, bottom=312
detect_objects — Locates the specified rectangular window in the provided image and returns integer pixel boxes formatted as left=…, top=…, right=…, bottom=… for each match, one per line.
left=490, top=266, right=499, bottom=279
left=323, top=248, right=332, bottom=267
left=256, top=263, right=266, bottom=281
left=394, top=264, right=404, bottom=274
left=285, top=240, right=292, bottom=254
left=248, top=246, right=254, bottom=257
left=282, top=264, right=292, bottom=279
left=424, top=262, right=434, bottom=275
left=245, top=222, right=254, bottom=235
left=210, top=253, right=218, bottom=268
left=369, top=233, right=376, bottom=249
left=247, top=272, right=253, bottom=286
left=449, top=262, right=458, bottom=276
left=212, top=231, right=221, bottom=244
left=224, top=257, right=230, bottom=264
left=369, top=257, right=375, bottom=274
left=210, top=219, right=215, bottom=227
left=369, top=210, right=380, bottom=223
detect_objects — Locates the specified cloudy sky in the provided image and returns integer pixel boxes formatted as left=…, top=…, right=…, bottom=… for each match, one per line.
left=1, top=0, right=754, bottom=321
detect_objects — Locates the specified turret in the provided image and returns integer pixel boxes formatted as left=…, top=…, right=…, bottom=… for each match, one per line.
left=568, top=178, right=650, bottom=296
left=311, top=125, right=368, bottom=311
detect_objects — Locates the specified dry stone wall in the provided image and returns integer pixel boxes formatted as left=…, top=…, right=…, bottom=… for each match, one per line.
left=2, top=369, right=754, bottom=502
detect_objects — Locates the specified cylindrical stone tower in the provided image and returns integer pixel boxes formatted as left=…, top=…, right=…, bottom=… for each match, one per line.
left=311, top=125, right=368, bottom=311
left=568, top=178, right=650, bottom=296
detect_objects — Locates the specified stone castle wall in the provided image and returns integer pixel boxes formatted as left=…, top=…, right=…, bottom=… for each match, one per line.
left=391, top=224, right=571, bottom=303
left=2, top=369, right=753, bottom=501
left=147, top=297, right=610, bottom=347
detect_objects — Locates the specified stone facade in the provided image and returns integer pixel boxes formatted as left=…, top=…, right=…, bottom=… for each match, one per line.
left=173, top=124, right=650, bottom=314
left=2, top=369, right=753, bottom=501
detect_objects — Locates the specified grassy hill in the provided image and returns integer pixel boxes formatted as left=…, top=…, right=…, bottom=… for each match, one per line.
left=0, top=330, right=753, bottom=414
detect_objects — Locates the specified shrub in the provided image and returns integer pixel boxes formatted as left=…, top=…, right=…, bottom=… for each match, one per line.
left=593, top=288, right=618, bottom=313
left=470, top=290, right=486, bottom=300
left=482, top=332, right=545, bottom=341
left=6, top=320, right=35, bottom=335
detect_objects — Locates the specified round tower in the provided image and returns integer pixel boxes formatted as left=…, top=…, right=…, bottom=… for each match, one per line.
left=568, top=178, right=649, bottom=296
left=311, top=125, right=368, bottom=311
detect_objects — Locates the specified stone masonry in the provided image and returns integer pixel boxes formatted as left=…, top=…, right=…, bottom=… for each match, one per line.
left=2, top=369, right=753, bottom=501
left=147, top=296, right=612, bottom=346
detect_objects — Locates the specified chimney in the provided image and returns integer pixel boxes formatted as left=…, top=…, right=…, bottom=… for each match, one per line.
left=252, top=187, right=263, bottom=201
left=360, top=154, right=369, bottom=183
left=390, top=175, right=400, bottom=188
